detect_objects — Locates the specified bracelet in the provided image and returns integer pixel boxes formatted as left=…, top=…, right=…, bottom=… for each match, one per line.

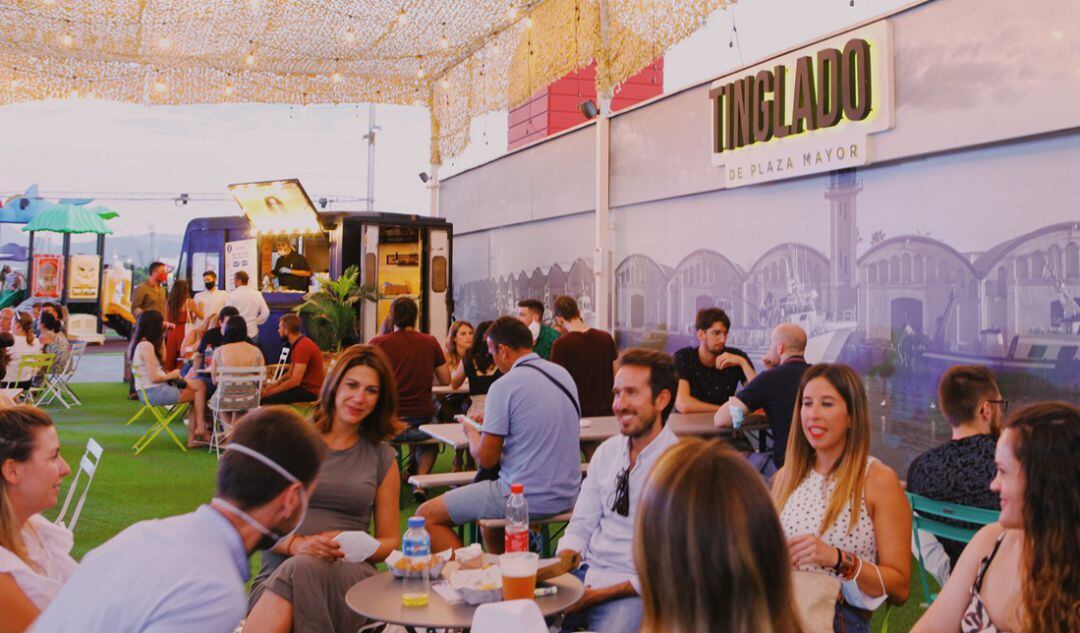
left=832, top=547, right=843, bottom=571
left=837, top=550, right=860, bottom=581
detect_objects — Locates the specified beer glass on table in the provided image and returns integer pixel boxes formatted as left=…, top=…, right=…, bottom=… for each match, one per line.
left=499, top=552, right=539, bottom=601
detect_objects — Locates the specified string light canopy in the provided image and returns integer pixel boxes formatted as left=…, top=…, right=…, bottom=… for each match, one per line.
left=0, top=0, right=735, bottom=164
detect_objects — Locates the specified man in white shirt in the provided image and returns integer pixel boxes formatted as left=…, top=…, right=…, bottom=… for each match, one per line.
left=32, top=407, right=325, bottom=633
left=225, top=270, right=269, bottom=341
left=557, top=348, right=681, bottom=633
left=193, top=270, right=228, bottom=331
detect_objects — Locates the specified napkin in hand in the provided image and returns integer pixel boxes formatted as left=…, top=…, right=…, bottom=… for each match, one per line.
left=334, top=531, right=380, bottom=563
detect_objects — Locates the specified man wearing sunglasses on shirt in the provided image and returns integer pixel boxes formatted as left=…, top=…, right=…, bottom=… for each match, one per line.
left=556, top=348, right=681, bottom=633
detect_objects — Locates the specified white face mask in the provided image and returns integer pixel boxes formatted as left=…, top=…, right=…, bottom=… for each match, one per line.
left=211, top=443, right=309, bottom=551
left=527, top=320, right=541, bottom=341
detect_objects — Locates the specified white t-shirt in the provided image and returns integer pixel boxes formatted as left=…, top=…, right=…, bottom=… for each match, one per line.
left=5, top=335, right=42, bottom=382
left=193, top=289, right=228, bottom=328
left=0, top=515, right=78, bottom=609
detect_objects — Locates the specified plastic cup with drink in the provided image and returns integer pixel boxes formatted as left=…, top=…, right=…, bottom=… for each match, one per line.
left=499, top=551, right=539, bottom=601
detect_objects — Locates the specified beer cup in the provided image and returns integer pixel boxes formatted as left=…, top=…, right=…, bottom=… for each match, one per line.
left=499, top=552, right=539, bottom=601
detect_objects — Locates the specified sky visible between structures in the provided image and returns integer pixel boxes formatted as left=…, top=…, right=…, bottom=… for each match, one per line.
left=0, top=0, right=914, bottom=239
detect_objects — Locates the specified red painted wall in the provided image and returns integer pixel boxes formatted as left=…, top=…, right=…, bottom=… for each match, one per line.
left=508, top=58, right=664, bottom=151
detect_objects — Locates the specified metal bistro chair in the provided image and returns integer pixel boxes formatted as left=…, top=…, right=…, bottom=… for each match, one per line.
left=267, top=346, right=291, bottom=384
left=907, top=492, right=1000, bottom=606
left=208, top=367, right=265, bottom=458
left=130, top=368, right=190, bottom=455
left=39, top=340, right=88, bottom=409
left=54, top=437, right=103, bottom=533
left=2, top=353, right=55, bottom=406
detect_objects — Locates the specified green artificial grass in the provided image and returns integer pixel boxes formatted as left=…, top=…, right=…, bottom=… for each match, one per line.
left=42, top=382, right=930, bottom=630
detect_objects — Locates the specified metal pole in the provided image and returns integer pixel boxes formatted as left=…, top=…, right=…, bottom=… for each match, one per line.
left=593, top=0, right=613, bottom=332
left=366, top=104, right=377, bottom=212
left=428, top=164, right=440, bottom=218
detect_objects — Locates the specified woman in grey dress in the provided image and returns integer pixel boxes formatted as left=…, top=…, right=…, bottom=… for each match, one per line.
left=244, top=345, right=403, bottom=633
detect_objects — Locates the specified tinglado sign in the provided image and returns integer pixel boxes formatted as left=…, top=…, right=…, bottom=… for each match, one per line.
left=710, top=20, right=894, bottom=187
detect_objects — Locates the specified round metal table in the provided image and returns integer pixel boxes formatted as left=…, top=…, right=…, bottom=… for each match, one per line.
left=345, top=571, right=584, bottom=632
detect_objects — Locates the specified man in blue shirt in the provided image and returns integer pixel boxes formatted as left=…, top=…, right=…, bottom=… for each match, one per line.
left=419, top=316, right=582, bottom=553
left=32, top=407, right=325, bottom=633
left=714, top=323, right=810, bottom=472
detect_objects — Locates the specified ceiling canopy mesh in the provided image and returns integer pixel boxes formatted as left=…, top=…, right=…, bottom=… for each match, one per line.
left=0, top=0, right=733, bottom=163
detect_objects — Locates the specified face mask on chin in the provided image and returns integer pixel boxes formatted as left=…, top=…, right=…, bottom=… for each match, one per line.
left=205, top=281, right=216, bottom=291
left=527, top=320, right=541, bottom=341
left=211, top=443, right=309, bottom=552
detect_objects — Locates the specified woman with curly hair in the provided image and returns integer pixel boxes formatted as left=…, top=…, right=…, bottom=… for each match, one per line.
left=913, top=401, right=1080, bottom=633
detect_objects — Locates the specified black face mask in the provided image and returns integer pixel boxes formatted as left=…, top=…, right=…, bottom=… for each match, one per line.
left=204, top=281, right=216, bottom=291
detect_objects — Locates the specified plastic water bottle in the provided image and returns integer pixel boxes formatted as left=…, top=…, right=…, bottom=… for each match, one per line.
left=730, top=403, right=745, bottom=430
left=401, top=516, right=430, bottom=607
left=505, top=483, right=529, bottom=553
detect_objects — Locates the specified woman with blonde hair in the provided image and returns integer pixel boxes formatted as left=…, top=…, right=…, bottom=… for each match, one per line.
left=913, top=401, right=1080, bottom=633
left=772, top=363, right=910, bottom=632
left=0, top=406, right=75, bottom=632
left=635, top=438, right=804, bottom=633
left=4, top=313, right=40, bottom=388
left=245, top=344, right=402, bottom=633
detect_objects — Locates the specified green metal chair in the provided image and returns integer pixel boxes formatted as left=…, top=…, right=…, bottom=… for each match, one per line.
left=907, top=492, right=1000, bottom=606
left=2, top=353, right=55, bottom=406
left=130, top=368, right=189, bottom=455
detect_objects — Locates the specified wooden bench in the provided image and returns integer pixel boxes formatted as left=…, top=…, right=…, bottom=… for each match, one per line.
left=408, top=463, right=589, bottom=490
left=479, top=512, right=575, bottom=557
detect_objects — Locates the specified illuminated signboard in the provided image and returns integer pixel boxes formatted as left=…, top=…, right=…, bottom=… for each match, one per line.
left=228, top=179, right=324, bottom=235
left=710, top=20, right=894, bottom=187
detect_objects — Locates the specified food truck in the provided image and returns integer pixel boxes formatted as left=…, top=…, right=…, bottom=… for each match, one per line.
left=177, top=179, right=452, bottom=362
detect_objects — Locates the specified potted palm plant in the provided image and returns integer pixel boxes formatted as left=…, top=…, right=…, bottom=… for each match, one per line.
left=292, top=265, right=378, bottom=353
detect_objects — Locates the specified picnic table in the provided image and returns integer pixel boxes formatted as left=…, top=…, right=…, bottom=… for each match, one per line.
left=419, top=412, right=769, bottom=451
left=432, top=384, right=469, bottom=396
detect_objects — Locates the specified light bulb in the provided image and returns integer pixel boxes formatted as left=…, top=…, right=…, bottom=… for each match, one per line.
left=396, top=10, right=408, bottom=26
left=344, top=30, right=356, bottom=43
left=508, top=6, right=518, bottom=19
left=158, top=36, right=172, bottom=49
left=245, top=52, right=255, bottom=66
left=525, top=16, right=533, bottom=28
left=224, top=84, right=235, bottom=95
left=154, top=81, right=167, bottom=93
left=416, top=69, right=425, bottom=79
left=9, top=79, right=20, bottom=89
left=439, top=36, right=449, bottom=50
left=332, top=72, right=343, bottom=83
left=440, top=78, right=449, bottom=89
left=60, top=33, right=74, bottom=47
left=68, top=89, right=80, bottom=99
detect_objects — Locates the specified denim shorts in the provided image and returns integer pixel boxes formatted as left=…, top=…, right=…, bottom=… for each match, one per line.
left=443, top=480, right=509, bottom=525
left=142, top=383, right=181, bottom=406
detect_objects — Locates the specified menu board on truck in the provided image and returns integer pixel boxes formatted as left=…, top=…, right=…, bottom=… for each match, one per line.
left=225, top=239, right=258, bottom=291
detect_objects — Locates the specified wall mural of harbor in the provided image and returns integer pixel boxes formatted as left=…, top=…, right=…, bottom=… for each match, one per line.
left=452, top=135, right=1080, bottom=473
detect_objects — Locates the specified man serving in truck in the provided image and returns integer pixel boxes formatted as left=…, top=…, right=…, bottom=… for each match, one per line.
left=271, top=240, right=312, bottom=292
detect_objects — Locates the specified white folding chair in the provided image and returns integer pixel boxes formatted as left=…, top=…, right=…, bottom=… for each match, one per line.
left=2, top=353, right=55, bottom=406
left=208, top=367, right=265, bottom=457
left=267, top=346, right=291, bottom=384
left=39, top=340, right=87, bottom=408
left=54, top=437, right=103, bottom=533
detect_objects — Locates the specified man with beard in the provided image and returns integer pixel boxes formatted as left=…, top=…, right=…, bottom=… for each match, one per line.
left=32, top=407, right=325, bottom=633
left=262, top=314, right=324, bottom=405
left=673, top=307, right=755, bottom=413
left=556, top=348, right=681, bottom=633
left=906, top=365, right=1004, bottom=567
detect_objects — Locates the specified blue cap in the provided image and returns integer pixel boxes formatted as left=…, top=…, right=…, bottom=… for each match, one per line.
left=407, top=516, right=426, bottom=529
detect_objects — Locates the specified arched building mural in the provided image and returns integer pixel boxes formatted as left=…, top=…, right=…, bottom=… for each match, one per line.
left=615, top=254, right=671, bottom=331
left=667, top=249, right=745, bottom=335
left=858, top=235, right=980, bottom=349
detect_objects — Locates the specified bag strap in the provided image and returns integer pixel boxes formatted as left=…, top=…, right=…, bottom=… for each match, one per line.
left=517, top=361, right=581, bottom=418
